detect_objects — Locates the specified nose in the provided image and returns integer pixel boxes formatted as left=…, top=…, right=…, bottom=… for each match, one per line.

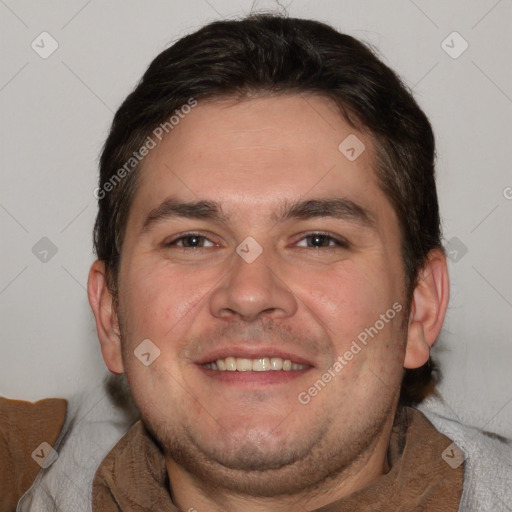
left=209, top=243, right=298, bottom=322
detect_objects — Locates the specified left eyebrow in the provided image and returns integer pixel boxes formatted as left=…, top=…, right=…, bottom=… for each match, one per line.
left=273, top=197, right=377, bottom=230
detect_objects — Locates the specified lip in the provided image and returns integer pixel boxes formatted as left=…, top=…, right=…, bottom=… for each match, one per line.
left=194, top=346, right=315, bottom=367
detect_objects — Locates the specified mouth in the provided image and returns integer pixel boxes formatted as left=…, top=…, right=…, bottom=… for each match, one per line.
left=195, top=347, right=315, bottom=388
left=194, top=347, right=314, bottom=387
left=202, top=356, right=309, bottom=372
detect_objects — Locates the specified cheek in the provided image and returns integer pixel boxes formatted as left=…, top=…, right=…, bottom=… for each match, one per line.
left=120, top=256, right=213, bottom=342
left=295, top=261, right=406, bottom=390
left=297, top=263, right=393, bottom=342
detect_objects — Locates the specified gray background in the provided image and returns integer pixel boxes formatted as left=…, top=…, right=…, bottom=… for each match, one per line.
left=1, top=0, right=511, bottom=437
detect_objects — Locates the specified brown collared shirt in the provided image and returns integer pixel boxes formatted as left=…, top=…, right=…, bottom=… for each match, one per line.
left=92, top=407, right=464, bottom=511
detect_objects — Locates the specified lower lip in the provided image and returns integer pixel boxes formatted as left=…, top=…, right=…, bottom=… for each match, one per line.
left=197, top=365, right=312, bottom=386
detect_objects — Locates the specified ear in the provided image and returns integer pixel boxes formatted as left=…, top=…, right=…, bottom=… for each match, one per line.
left=404, top=249, right=450, bottom=369
left=87, top=260, right=124, bottom=374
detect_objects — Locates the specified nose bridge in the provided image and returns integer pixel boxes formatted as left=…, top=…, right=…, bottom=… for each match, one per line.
left=209, top=237, right=297, bottom=321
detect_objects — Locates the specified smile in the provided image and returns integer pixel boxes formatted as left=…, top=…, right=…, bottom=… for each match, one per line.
left=203, top=356, right=309, bottom=372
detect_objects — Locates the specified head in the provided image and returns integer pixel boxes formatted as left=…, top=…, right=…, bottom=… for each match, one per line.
left=88, top=13, right=448, bottom=503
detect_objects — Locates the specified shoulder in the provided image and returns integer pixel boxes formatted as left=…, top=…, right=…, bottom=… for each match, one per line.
left=9, top=378, right=139, bottom=511
left=0, top=396, right=67, bottom=511
left=416, top=395, right=512, bottom=512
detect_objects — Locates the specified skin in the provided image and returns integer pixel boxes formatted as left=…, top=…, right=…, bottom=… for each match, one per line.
left=88, top=93, right=449, bottom=512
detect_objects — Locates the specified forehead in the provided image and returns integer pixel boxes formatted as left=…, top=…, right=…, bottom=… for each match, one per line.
left=126, top=93, right=394, bottom=231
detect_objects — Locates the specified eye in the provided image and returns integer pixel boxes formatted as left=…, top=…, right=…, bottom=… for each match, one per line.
left=164, top=232, right=217, bottom=249
left=295, top=232, right=349, bottom=249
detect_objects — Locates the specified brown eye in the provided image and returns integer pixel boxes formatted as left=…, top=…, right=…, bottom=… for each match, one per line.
left=164, top=233, right=216, bottom=249
left=296, top=233, right=349, bottom=248
left=178, top=235, right=205, bottom=248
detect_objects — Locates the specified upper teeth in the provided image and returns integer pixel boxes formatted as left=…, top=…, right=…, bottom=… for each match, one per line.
left=203, top=357, right=308, bottom=372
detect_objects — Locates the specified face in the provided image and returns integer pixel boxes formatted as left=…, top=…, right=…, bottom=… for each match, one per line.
left=113, top=94, right=408, bottom=497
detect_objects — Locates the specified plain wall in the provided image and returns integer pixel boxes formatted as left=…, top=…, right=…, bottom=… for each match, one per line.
left=1, top=0, right=511, bottom=437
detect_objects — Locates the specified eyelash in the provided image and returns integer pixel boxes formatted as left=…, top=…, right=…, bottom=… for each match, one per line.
left=163, top=231, right=349, bottom=250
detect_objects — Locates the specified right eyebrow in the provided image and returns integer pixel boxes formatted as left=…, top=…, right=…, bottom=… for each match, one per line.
left=140, top=198, right=228, bottom=234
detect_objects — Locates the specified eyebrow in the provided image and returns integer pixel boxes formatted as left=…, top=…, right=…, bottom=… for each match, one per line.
left=140, top=196, right=377, bottom=234
left=141, top=198, right=229, bottom=233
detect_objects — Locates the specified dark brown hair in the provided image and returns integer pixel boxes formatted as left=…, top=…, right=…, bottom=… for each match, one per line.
left=93, top=14, right=443, bottom=406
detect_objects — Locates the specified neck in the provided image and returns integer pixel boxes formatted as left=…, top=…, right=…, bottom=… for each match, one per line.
left=165, top=411, right=396, bottom=512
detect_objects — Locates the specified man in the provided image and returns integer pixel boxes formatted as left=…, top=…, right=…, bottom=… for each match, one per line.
left=2, top=13, right=511, bottom=512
